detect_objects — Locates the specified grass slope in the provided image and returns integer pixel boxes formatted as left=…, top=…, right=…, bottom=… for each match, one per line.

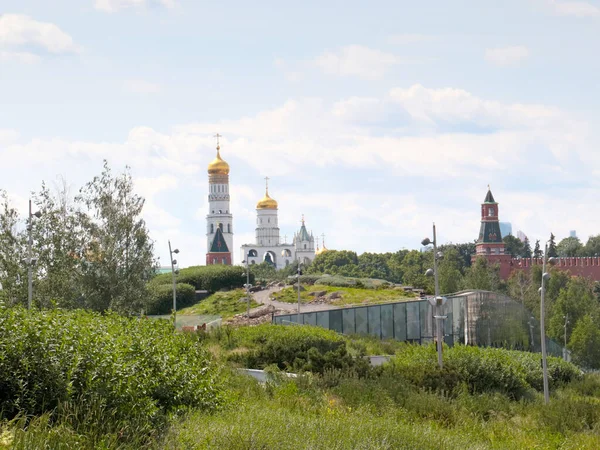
left=271, top=284, right=415, bottom=306
left=178, top=289, right=260, bottom=318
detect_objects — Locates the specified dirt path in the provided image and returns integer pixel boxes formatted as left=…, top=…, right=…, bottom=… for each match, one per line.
left=251, top=287, right=341, bottom=314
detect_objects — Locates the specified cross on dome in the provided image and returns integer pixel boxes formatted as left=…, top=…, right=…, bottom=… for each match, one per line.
left=265, top=176, right=270, bottom=193
left=214, top=133, right=222, bottom=149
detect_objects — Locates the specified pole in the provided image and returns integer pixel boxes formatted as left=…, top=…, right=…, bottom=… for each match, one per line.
left=540, top=242, right=550, bottom=404
left=297, top=261, right=301, bottom=323
left=169, top=240, right=177, bottom=330
left=433, top=223, right=443, bottom=369
left=27, top=199, right=33, bottom=309
left=246, top=258, right=250, bottom=318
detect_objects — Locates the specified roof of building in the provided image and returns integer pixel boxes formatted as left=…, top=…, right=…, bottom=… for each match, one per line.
left=209, top=227, right=230, bottom=253
left=484, top=188, right=496, bottom=204
left=296, top=218, right=311, bottom=242
left=207, top=145, right=230, bottom=175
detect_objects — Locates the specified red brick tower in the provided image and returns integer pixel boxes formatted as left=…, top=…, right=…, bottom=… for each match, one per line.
left=473, top=187, right=513, bottom=278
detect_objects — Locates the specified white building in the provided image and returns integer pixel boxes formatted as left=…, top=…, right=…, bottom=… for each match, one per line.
left=205, top=138, right=233, bottom=265
left=240, top=180, right=316, bottom=269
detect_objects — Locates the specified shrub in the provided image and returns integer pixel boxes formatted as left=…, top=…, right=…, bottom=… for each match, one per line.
left=150, top=265, right=254, bottom=293
left=0, top=305, right=225, bottom=443
left=146, top=282, right=196, bottom=315
left=226, top=324, right=369, bottom=376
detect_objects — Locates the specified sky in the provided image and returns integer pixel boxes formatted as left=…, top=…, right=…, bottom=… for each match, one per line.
left=1, top=0, right=600, bottom=267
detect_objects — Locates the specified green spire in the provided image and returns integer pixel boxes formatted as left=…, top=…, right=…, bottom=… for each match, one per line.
left=209, top=227, right=230, bottom=253
left=484, top=186, right=496, bottom=204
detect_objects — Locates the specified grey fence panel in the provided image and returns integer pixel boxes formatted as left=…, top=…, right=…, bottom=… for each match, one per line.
left=342, top=308, right=356, bottom=335
left=393, top=303, right=407, bottom=341
left=355, top=307, right=368, bottom=335
left=406, top=302, right=420, bottom=340
left=381, top=304, right=394, bottom=339
left=304, top=312, right=317, bottom=326
left=330, top=310, right=343, bottom=334
left=316, top=311, right=329, bottom=330
left=368, top=306, right=382, bottom=338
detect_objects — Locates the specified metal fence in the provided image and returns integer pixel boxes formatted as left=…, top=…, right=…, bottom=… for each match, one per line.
left=272, top=290, right=565, bottom=357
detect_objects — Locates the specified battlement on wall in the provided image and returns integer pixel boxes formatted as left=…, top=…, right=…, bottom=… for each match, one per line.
left=511, top=257, right=600, bottom=268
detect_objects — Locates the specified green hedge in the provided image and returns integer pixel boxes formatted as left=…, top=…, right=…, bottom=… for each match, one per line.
left=0, top=306, right=225, bottom=442
left=146, top=283, right=196, bottom=315
left=386, top=344, right=582, bottom=400
left=226, top=324, right=370, bottom=375
left=150, top=265, right=254, bottom=293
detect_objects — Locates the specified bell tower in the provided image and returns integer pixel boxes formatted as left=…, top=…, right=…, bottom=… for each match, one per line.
left=475, top=186, right=505, bottom=256
left=206, top=134, right=233, bottom=265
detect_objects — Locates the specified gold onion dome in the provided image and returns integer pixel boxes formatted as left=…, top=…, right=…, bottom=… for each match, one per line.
left=256, top=190, right=278, bottom=209
left=316, top=245, right=328, bottom=255
left=207, top=145, right=230, bottom=175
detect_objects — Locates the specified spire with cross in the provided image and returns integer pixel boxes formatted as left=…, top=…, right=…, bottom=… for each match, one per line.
left=265, top=176, right=270, bottom=194
left=214, top=133, right=222, bottom=151
left=321, top=233, right=326, bottom=249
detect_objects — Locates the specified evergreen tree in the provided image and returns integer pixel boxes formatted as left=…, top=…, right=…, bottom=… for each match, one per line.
left=522, top=237, right=532, bottom=258
left=533, top=239, right=543, bottom=258
left=503, top=235, right=524, bottom=258
left=547, top=233, right=558, bottom=258
left=556, top=236, right=583, bottom=257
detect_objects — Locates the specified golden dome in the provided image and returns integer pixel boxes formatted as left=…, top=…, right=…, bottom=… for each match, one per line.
left=207, top=146, right=230, bottom=175
left=316, top=245, right=328, bottom=255
left=256, top=191, right=278, bottom=209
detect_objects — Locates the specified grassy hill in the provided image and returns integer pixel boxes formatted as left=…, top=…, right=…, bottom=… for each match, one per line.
left=272, top=284, right=415, bottom=306
left=178, top=289, right=260, bottom=319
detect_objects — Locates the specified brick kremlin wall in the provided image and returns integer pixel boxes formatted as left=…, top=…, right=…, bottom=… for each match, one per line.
left=483, top=255, right=600, bottom=281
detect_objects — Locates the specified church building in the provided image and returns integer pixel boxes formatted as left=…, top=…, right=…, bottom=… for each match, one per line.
left=240, top=178, right=316, bottom=269
left=205, top=136, right=233, bottom=265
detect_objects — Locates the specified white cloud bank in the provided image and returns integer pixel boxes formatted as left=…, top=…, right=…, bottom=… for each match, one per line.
left=315, top=45, right=401, bottom=79
left=0, top=14, right=80, bottom=55
left=95, top=0, right=176, bottom=13
left=544, top=0, right=600, bottom=17
left=485, top=46, right=530, bottom=67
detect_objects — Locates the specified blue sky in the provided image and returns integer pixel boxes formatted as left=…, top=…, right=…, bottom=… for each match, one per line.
left=1, top=0, right=600, bottom=266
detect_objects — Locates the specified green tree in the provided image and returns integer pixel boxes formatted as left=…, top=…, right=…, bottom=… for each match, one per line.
left=30, top=181, right=87, bottom=308
left=556, top=236, right=583, bottom=257
left=581, top=235, right=600, bottom=257
left=548, top=277, right=599, bottom=345
left=307, top=250, right=359, bottom=276
left=463, top=257, right=501, bottom=292
left=507, top=270, right=532, bottom=304
left=76, top=161, right=157, bottom=313
left=437, top=246, right=464, bottom=294
left=0, top=191, right=27, bottom=306
left=522, top=237, right=532, bottom=258
left=503, top=235, right=524, bottom=258
left=357, top=252, right=390, bottom=280
left=547, top=233, right=558, bottom=258
left=533, top=240, right=543, bottom=258
left=569, top=314, right=600, bottom=369
left=438, top=242, right=475, bottom=272
left=399, top=250, right=433, bottom=292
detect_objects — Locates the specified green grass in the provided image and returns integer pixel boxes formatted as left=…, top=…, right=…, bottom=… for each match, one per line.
left=178, top=289, right=260, bottom=318
left=271, top=284, right=414, bottom=306
left=162, top=368, right=600, bottom=449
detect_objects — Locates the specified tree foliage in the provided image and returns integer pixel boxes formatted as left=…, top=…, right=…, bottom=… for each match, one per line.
left=556, top=236, right=583, bottom=257
left=0, top=162, right=157, bottom=313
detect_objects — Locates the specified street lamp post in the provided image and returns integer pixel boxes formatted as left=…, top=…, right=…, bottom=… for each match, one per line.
left=297, top=261, right=303, bottom=323
left=422, top=223, right=446, bottom=369
left=243, top=256, right=251, bottom=318
left=27, top=199, right=42, bottom=309
left=168, top=241, right=179, bottom=330
left=563, top=314, right=569, bottom=361
left=540, top=242, right=556, bottom=404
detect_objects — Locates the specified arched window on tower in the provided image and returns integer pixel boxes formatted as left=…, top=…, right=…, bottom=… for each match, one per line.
left=210, top=224, right=214, bottom=234
left=219, top=223, right=223, bottom=231
left=304, top=244, right=307, bottom=249
left=488, top=207, right=494, bottom=217
left=227, top=224, right=231, bottom=233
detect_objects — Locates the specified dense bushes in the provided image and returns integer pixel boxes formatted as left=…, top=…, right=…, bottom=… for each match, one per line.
left=225, top=324, right=370, bottom=375
left=150, top=265, right=254, bottom=293
left=146, top=282, right=196, bottom=315
left=386, top=344, right=582, bottom=399
left=294, top=275, right=392, bottom=289
left=0, top=305, right=225, bottom=443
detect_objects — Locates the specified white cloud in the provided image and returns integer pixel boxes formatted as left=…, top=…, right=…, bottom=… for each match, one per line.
left=0, top=50, right=41, bottom=64
left=95, top=0, right=176, bottom=13
left=0, top=14, right=80, bottom=54
left=485, top=46, right=530, bottom=67
left=124, top=79, right=161, bottom=94
left=315, top=45, right=401, bottom=79
left=544, top=0, right=600, bottom=17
